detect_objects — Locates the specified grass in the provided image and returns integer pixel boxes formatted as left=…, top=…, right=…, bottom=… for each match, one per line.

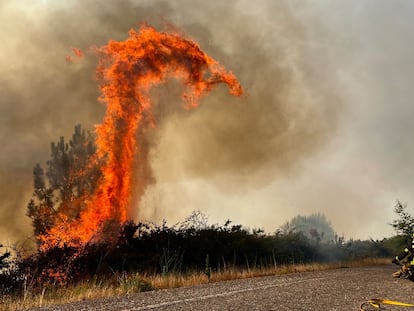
left=1, top=258, right=390, bottom=311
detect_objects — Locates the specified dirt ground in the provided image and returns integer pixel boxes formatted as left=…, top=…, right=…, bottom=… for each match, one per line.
left=28, top=265, right=414, bottom=311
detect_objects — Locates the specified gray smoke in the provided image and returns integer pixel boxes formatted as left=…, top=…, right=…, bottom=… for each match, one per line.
left=1, top=0, right=411, bottom=245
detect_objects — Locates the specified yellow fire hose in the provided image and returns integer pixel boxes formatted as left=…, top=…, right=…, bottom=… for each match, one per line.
left=360, top=299, right=414, bottom=310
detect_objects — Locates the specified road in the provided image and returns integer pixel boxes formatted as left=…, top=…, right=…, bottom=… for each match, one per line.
left=30, top=265, right=414, bottom=311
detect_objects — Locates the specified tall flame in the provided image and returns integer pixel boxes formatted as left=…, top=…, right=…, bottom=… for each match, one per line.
left=40, top=24, right=243, bottom=249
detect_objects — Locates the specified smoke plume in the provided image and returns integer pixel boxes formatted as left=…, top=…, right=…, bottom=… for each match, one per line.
left=3, top=0, right=410, bottom=243
left=0, top=0, right=342, bottom=243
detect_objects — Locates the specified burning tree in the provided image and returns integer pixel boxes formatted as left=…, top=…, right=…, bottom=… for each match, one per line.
left=27, top=124, right=100, bottom=241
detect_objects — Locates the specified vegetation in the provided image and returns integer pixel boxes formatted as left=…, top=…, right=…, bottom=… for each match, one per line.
left=391, top=201, right=414, bottom=239
left=0, top=125, right=410, bottom=310
left=0, top=212, right=397, bottom=300
left=26, top=124, right=100, bottom=239
left=280, top=213, right=336, bottom=244
left=0, top=258, right=388, bottom=311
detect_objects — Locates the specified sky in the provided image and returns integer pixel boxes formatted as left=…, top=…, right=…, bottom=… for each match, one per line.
left=1, top=0, right=414, bottom=246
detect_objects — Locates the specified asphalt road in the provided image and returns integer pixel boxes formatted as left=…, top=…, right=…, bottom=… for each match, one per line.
left=29, top=265, right=414, bottom=311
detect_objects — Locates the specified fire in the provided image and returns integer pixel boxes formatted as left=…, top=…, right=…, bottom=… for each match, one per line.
left=65, top=47, right=84, bottom=63
left=40, top=24, right=243, bottom=250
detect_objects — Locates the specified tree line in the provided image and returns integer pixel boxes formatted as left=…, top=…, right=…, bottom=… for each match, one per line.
left=0, top=124, right=410, bottom=295
left=0, top=211, right=396, bottom=295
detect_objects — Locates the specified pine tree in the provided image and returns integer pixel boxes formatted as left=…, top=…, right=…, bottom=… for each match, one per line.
left=27, top=124, right=101, bottom=240
left=391, top=201, right=414, bottom=238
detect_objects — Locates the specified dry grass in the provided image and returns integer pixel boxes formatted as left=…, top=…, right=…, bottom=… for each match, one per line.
left=1, top=258, right=390, bottom=311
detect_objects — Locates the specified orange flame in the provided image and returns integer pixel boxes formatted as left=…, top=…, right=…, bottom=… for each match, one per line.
left=65, top=48, right=84, bottom=63
left=72, top=47, right=83, bottom=58
left=40, top=24, right=243, bottom=250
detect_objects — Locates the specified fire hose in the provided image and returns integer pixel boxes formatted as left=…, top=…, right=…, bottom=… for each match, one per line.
left=360, top=298, right=414, bottom=310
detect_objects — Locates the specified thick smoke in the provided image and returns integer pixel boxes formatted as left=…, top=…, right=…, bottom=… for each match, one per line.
left=3, top=0, right=410, bottom=243
left=0, top=0, right=342, bottom=243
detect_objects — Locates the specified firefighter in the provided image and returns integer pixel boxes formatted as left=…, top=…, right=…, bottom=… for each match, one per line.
left=392, top=233, right=414, bottom=278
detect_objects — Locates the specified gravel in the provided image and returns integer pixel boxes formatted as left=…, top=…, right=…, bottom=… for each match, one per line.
left=27, top=265, right=414, bottom=311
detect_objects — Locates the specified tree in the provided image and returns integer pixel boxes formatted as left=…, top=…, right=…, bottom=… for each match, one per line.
left=27, top=124, right=101, bottom=240
left=390, top=200, right=414, bottom=238
left=27, top=163, right=54, bottom=237
left=280, top=213, right=336, bottom=244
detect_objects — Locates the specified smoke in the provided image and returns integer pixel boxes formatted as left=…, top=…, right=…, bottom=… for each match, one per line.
left=2, top=0, right=410, bottom=244
left=137, top=1, right=344, bottom=225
